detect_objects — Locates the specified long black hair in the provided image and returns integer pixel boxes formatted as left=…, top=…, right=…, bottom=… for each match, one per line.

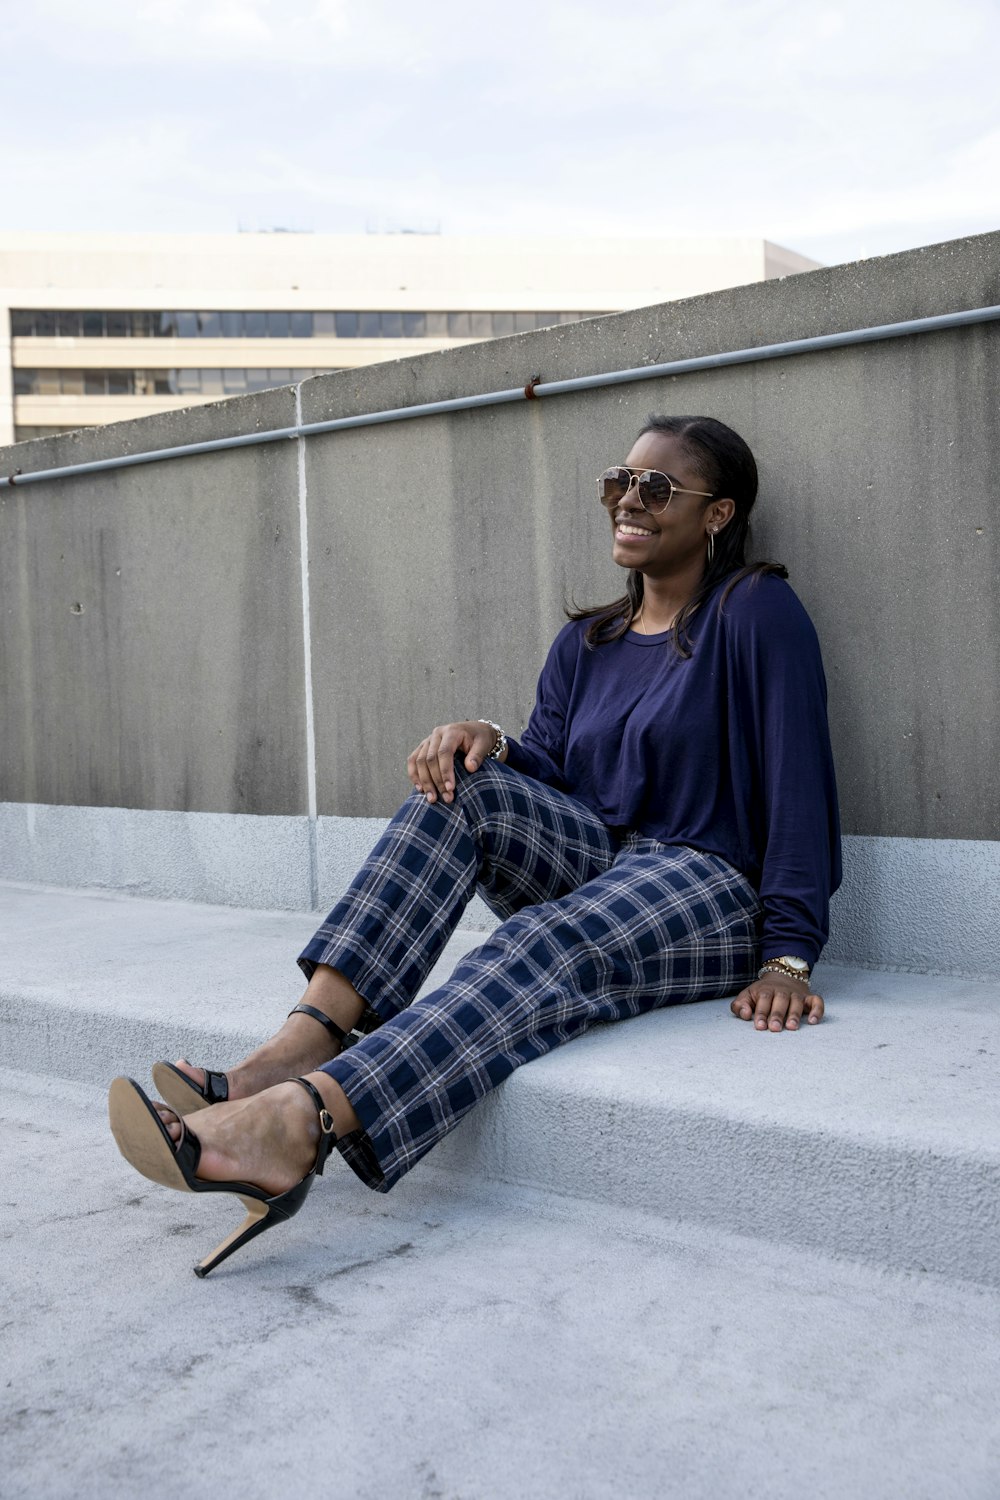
left=568, top=414, right=788, bottom=656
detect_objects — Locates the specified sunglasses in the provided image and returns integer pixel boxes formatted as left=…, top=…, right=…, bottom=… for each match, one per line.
left=597, top=465, right=714, bottom=515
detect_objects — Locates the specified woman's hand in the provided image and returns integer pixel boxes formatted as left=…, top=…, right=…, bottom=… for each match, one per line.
left=730, top=974, right=824, bottom=1032
left=407, top=721, right=504, bottom=804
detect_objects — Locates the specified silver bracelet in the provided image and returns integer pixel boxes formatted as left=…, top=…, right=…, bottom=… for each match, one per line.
left=478, top=719, right=507, bottom=760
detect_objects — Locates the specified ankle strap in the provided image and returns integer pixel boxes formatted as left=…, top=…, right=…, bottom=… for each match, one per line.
left=288, top=1076, right=339, bottom=1175
left=288, top=1002, right=349, bottom=1049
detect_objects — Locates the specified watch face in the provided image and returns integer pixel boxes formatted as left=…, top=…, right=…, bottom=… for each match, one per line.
left=784, top=958, right=809, bottom=973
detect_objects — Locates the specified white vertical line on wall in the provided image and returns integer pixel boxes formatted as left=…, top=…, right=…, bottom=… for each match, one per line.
left=295, top=383, right=320, bottom=908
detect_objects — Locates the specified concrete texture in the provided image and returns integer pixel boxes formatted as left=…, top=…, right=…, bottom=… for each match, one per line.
left=3, top=1067, right=1000, bottom=1500
left=824, top=834, right=1000, bottom=977
left=0, top=802, right=314, bottom=909
left=0, top=802, right=508, bottom=930
left=298, top=230, right=1000, bottom=831
left=2, top=232, right=999, bottom=837
left=3, top=879, right=998, bottom=1288
left=4, top=803, right=998, bottom=974
left=0, top=384, right=308, bottom=815
left=3, top=1067, right=998, bottom=1500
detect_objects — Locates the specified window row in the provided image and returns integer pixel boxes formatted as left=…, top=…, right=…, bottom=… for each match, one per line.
left=14, top=368, right=336, bottom=397
left=10, top=308, right=605, bottom=340
left=15, top=424, right=84, bottom=441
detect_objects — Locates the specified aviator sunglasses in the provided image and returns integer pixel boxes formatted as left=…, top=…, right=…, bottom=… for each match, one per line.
left=597, top=465, right=714, bottom=515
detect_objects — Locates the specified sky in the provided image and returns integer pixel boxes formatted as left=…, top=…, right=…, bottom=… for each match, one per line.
left=3, top=0, right=999, bottom=268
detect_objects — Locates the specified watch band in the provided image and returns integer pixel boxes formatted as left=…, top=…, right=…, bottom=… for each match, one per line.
left=758, top=957, right=811, bottom=984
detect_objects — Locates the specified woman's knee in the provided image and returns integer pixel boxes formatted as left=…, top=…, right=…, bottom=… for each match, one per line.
left=451, top=755, right=511, bottom=821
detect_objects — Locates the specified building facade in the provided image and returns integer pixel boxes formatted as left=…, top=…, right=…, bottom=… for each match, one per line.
left=1, top=232, right=818, bottom=444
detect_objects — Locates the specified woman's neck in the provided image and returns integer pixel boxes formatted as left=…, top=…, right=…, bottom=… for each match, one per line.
left=635, top=566, right=705, bottom=633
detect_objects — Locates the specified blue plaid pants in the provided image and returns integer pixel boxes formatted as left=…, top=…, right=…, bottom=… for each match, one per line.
left=299, top=759, right=762, bottom=1192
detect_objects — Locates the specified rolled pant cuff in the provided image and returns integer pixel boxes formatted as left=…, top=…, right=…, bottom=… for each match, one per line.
left=323, top=1048, right=403, bottom=1193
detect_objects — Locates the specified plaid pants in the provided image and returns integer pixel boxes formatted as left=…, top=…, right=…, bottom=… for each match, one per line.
left=299, top=759, right=762, bottom=1192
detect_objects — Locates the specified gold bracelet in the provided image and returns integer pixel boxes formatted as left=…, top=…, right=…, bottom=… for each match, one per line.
left=758, top=960, right=811, bottom=984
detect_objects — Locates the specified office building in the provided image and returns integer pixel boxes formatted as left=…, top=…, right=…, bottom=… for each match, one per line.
left=1, top=232, right=819, bottom=445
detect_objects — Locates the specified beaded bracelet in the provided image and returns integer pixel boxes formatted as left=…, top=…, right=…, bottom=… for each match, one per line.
left=758, top=960, right=811, bottom=984
left=478, top=719, right=508, bottom=760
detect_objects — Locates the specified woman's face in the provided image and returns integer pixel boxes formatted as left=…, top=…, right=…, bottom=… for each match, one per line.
left=607, top=430, right=724, bottom=577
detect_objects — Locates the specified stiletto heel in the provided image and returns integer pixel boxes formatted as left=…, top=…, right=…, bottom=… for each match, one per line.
left=108, top=1075, right=338, bottom=1277
left=151, top=1005, right=353, bottom=1116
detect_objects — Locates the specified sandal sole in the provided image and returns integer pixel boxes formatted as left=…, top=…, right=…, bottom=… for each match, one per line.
left=151, top=1062, right=214, bottom=1116
left=108, top=1077, right=193, bottom=1193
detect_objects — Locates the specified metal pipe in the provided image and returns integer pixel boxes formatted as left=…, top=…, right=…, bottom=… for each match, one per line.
left=4, top=303, right=999, bottom=489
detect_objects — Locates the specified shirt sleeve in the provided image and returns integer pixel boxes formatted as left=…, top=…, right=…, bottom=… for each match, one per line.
left=726, top=578, right=842, bottom=968
left=503, top=624, right=576, bottom=791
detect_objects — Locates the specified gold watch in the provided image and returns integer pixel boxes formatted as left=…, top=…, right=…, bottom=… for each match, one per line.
left=758, top=956, right=811, bottom=983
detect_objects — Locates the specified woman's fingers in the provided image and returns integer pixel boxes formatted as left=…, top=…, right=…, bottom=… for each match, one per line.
left=730, top=988, right=754, bottom=1022
left=730, top=980, right=824, bottom=1030
left=429, top=726, right=465, bottom=801
left=803, top=990, right=825, bottom=1025
left=463, top=722, right=499, bottom=773
left=754, top=985, right=783, bottom=1031
left=407, top=723, right=497, bottom=803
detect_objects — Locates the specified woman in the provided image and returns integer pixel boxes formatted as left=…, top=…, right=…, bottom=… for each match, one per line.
left=109, top=414, right=841, bottom=1277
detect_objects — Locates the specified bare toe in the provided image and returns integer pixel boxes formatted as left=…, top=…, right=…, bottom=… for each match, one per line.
left=153, top=1102, right=183, bottom=1141
left=174, top=1058, right=205, bottom=1088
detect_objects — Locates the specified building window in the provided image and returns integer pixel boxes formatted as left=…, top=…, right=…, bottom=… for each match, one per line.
left=10, top=308, right=610, bottom=341
left=14, top=425, right=87, bottom=440
left=12, top=367, right=341, bottom=397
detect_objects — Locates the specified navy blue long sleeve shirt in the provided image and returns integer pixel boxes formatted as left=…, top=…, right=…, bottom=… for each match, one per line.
left=504, top=574, right=841, bottom=966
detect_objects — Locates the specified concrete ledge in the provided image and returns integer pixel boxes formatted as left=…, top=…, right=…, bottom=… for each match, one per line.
left=4, top=803, right=1000, bottom=970
left=824, top=834, right=1000, bottom=976
left=0, top=802, right=500, bottom=929
left=2, top=879, right=996, bottom=1289
left=0, top=802, right=314, bottom=910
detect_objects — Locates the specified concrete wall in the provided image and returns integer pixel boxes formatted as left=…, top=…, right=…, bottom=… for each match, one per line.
left=2, top=230, right=999, bottom=967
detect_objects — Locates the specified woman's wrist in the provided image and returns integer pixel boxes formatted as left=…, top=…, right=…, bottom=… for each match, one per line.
left=478, top=720, right=508, bottom=761
left=758, top=956, right=812, bottom=984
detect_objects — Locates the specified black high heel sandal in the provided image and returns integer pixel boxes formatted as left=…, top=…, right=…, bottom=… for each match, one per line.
left=107, top=1074, right=338, bottom=1278
left=151, top=1004, right=353, bottom=1116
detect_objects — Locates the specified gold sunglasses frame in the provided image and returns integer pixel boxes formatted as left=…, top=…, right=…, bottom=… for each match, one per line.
left=597, top=465, right=714, bottom=515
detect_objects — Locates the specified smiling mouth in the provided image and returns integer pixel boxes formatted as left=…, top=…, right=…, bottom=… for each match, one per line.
left=615, top=522, right=655, bottom=538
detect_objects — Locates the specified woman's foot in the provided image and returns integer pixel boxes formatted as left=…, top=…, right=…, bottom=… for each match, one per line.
left=156, top=1074, right=361, bottom=1197
left=171, top=966, right=366, bottom=1102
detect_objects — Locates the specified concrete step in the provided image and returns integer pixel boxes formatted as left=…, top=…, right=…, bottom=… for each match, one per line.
left=2, top=879, right=998, bottom=1290
left=3, top=1068, right=1000, bottom=1500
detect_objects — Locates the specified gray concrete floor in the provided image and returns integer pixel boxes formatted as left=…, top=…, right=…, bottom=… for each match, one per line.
left=4, top=879, right=1000, bottom=1497
left=4, top=1068, right=1000, bottom=1500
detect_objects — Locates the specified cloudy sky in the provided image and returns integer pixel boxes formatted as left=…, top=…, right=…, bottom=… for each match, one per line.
left=4, top=0, right=999, bottom=267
